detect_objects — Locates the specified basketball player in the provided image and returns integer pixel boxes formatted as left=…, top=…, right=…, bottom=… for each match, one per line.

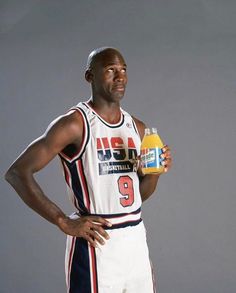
left=5, top=47, right=172, bottom=292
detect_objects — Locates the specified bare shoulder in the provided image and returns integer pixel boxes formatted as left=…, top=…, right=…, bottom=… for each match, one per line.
left=41, top=108, right=84, bottom=151
left=131, top=115, right=147, bottom=140
left=45, top=109, right=83, bottom=136
left=5, top=109, right=85, bottom=174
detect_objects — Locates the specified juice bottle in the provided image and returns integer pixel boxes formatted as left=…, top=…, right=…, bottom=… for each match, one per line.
left=140, top=128, right=164, bottom=174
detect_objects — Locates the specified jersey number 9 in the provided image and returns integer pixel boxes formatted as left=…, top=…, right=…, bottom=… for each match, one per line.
left=118, top=175, right=134, bottom=207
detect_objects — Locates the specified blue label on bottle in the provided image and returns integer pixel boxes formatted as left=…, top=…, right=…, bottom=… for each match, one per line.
left=141, top=148, right=162, bottom=168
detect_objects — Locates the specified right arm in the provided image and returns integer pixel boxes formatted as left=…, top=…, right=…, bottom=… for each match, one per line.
left=132, top=116, right=172, bottom=202
left=5, top=110, right=111, bottom=247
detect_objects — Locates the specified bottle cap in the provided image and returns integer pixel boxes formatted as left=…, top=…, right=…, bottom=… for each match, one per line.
left=144, top=128, right=151, bottom=135
left=151, top=128, right=157, bottom=134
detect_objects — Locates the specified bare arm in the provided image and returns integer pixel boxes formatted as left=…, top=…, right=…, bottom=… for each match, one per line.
left=132, top=116, right=172, bottom=202
left=5, top=110, right=111, bottom=247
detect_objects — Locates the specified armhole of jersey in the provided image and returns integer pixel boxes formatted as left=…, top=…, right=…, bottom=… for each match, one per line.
left=131, top=117, right=141, bottom=139
left=59, top=107, right=90, bottom=163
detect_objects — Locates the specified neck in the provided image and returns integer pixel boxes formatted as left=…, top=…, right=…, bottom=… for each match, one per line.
left=88, top=97, right=121, bottom=124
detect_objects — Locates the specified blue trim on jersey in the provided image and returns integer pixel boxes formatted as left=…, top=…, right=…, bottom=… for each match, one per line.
left=80, top=159, right=91, bottom=208
left=76, top=207, right=142, bottom=230
left=67, top=160, right=88, bottom=214
left=58, top=106, right=90, bottom=164
left=91, top=207, right=141, bottom=218
left=76, top=106, right=90, bottom=160
left=69, top=238, right=91, bottom=293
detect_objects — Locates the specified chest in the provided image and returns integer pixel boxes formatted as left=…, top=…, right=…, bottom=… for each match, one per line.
left=88, top=118, right=141, bottom=162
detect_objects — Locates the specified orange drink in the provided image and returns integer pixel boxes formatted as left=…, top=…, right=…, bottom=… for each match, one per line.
left=140, top=128, right=164, bottom=174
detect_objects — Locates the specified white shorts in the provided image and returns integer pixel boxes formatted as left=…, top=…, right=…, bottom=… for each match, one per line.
left=65, top=220, right=157, bottom=293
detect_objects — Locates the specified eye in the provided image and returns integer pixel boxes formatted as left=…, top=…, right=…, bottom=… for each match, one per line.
left=107, top=68, right=114, bottom=73
left=121, top=68, right=127, bottom=73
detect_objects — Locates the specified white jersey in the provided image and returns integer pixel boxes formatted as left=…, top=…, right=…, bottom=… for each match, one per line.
left=61, top=101, right=157, bottom=293
left=59, top=100, right=142, bottom=218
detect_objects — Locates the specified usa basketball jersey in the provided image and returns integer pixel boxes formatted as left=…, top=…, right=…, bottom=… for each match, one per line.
left=61, top=100, right=157, bottom=293
left=59, top=100, right=142, bottom=220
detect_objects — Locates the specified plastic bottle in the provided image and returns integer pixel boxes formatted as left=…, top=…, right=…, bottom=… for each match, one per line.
left=140, top=128, right=164, bottom=174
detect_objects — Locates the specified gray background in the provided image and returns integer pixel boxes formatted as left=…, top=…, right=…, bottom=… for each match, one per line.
left=1, top=1, right=236, bottom=292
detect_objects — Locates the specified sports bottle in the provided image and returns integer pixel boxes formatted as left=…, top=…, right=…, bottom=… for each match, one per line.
left=140, top=127, right=164, bottom=174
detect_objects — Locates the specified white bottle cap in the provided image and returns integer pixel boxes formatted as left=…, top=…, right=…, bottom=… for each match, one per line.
left=151, top=128, right=157, bottom=134
left=144, top=128, right=151, bottom=135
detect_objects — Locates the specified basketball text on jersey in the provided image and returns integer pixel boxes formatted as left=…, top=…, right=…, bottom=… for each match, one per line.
left=97, top=136, right=138, bottom=175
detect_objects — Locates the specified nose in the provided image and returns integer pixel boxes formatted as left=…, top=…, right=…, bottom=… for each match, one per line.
left=114, top=70, right=124, bottom=82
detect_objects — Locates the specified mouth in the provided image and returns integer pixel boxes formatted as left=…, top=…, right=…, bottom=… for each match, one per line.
left=112, top=85, right=125, bottom=92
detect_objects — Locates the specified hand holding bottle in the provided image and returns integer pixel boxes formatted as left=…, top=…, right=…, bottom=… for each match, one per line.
left=160, top=144, right=172, bottom=173
left=140, top=128, right=172, bottom=174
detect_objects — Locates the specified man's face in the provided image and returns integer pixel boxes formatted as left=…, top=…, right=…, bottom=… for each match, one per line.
left=88, top=51, right=128, bottom=102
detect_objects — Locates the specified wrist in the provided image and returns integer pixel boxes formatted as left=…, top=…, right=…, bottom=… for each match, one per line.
left=56, top=214, right=69, bottom=230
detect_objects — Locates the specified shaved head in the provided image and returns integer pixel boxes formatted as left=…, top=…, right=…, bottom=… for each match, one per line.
left=84, top=46, right=127, bottom=102
left=86, top=47, right=124, bottom=70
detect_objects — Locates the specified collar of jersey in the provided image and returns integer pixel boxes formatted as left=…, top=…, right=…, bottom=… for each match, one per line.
left=83, top=101, right=125, bottom=128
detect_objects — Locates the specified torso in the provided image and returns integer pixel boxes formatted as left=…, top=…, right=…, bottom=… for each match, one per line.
left=59, top=100, right=142, bottom=215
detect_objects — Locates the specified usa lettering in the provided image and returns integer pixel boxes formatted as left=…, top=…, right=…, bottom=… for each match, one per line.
left=97, top=137, right=137, bottom=162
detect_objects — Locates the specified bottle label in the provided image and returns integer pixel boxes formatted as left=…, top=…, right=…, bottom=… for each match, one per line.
left=141, top=148, right=162, bottom=169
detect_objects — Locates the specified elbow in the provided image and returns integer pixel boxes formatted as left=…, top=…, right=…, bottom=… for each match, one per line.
left=5, top=164, right=32, bottom=187
left=5, top=166, right=21, bottom=185
left=4, top=165, right=22, bottom=186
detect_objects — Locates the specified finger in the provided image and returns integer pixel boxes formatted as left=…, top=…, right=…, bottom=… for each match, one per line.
left=161, top=160, right=167, bottom=166
left=91, top=224, right=110, bottom=240
left=162, top=145, right=170, bottom=153
left=160, top=149, right=171, bottom=155
left=88, top=229, right=106, bottom=245
left=160, top=150, right=171, bottom=158
left=160, top=156, right=171, bottom=165
left=164, top=155, right=172, bottom=161
left=164, top=161, right=172, bottom=171
left=84, top=234, right=99, bottom=248
left=161, top=158, right=172, bottom=167
left=160, top=153, right=166, bottom=160
left=87, top=216, right=112, bottom=227
left=164, top=162, right=171, bottom=171
left=163, top=150, right=171, bottom=157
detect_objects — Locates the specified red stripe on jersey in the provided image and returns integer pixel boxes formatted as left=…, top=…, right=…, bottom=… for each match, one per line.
left=77, top=160, right=91, bottom=212
left=67, top=236, right=76, bottom=292
left=113, top=218, right=141, bottom=226
left=90, top=246, right=98, bottom=293
left=61, top=160, right=70, bottom=186
left=71, top=194, right=81, bottom=212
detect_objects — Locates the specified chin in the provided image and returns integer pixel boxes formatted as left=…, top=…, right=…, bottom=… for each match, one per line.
left=111, top=91, right=125, bottom=101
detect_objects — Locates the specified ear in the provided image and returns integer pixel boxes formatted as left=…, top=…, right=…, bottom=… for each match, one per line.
left=85, top=70, right=93, bottom=83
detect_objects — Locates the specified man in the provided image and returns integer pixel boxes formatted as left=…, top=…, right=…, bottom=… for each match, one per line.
left=5, top=47, right=172, bottom=292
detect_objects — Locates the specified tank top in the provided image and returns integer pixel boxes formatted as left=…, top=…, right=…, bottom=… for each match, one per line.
left=59, top=100, right=142, bottom=216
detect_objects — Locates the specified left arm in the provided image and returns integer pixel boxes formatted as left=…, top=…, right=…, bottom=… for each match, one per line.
left=138, top=173, right=160, bottom=202
left=132, top=117, right=172, bottom=202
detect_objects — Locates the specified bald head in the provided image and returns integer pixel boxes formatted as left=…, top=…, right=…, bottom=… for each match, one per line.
left=85, top=46, right=127, bottom=101
left=86, top=47, right=125, bottom=70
